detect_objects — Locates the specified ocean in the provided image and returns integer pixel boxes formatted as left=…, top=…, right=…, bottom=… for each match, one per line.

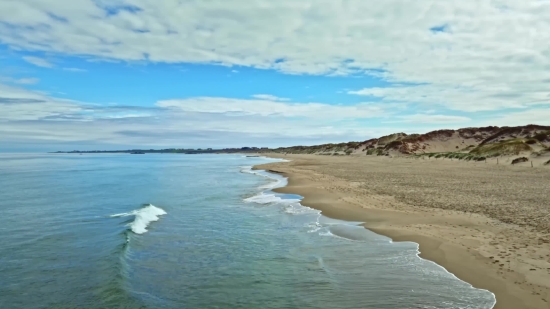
left=0, top=153, right=496, bottom=308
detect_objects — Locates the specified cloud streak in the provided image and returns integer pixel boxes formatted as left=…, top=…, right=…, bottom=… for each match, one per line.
left=2, top=0, right=550, bottom=116
left=157, top=97, right=387, bottom=119
left=251, top=94, right=289, bottom=101
left=0, top=83, right=396, bottom=148
left=389, top=114, right=471, bottom=124
left=63, top=67, right=87, bottom=72
left=14, top=78, right=40, bottom=85
left=22, top=56, right=54, bottom=68
left=1, top=1, right=549, bottom=149
left=0, top=82, right=543, bottom=150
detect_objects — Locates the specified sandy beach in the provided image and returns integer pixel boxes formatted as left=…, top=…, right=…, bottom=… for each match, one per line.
left=256, top=154, right=550, bottom=309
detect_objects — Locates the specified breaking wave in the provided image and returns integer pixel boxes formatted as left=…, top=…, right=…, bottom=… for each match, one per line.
left=111, top=204, right=167, bottom=234
left=244, top=192, right=301, bottom=205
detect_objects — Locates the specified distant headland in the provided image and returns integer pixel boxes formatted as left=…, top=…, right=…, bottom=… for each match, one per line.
left=53, top=124, right=549, bottom=161
left=52, top=147, right=270, bottom=155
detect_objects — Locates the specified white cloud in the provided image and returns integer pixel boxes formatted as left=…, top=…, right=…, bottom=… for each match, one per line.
left=2, top=1, right=550, bottom=149
left=0, top=84, right=82, bottom=120
left=0, top=83, right=544, bottom=149
left=157, top=97, right=387, bottom=119
left=14, top=78, right=40, bottom=85
left=348, top=85, right=547, bottom=112
left=0, top=76, right=40, bottom=85
left=251, top=94, right=289, bottom=101
left=22, top=56, right=54, bottom=68
left=389, top=114, right=471, bottom=124
left=1, top=0, right=550, bottom=113
left=489, top=109, right=550, bottom=126
left=63, top=67, right=87, bottom=72
left=0, top=83, right=393, bottom=147
left=0, top=83, right=152, bottom=121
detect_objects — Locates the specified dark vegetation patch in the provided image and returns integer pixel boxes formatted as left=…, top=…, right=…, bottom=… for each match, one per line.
left=511, top=157, right=529, bottom=165
left=385, top=140, right=403, bottom=150
left=480, top=125, right=550, bottom=145
left=534, top=131, right=550, bottom=142
left=271, top=125, right=549, bottom=156
left=418, top=152, right=487, bottom=162
left=470, top=140, right=533, bottom=157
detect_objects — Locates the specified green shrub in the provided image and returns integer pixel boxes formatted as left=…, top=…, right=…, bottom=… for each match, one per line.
left=470, top=140, right=533, bottom=156
left=534, top=131, right=549, bottom=142
left=447, top=153, right=464, bottom=159
left=511, top=157, right=528, bottom=164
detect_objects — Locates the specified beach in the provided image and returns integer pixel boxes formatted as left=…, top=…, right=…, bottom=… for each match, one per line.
left=2, top=153, right=498, bottom=308
left=256, top=154, right=550, bottom=309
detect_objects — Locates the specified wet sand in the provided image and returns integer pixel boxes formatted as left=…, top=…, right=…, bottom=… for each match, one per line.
left=255, top=154, right=550, bottom=309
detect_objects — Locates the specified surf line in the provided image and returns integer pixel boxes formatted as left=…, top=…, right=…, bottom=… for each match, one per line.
left=111, top=204, right=167, bottom=234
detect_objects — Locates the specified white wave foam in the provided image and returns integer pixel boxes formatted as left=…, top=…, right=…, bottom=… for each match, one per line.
left=284, top=203, right=319, bottom=215
left=111, top=204, right=167, bottom=234
left=319, top=230, right=334, bottom=237
left=239, top=166, right=257, bottom=174
left=258, top=178, right=284, bottom=190
left=243, top=168, right=318, bottom=219
left=241, top=166, right=286, bottom=190
left=318, top=228, right=361, bottom=241
left=409, top=242, right=497, bottom=308
left=306, top=221, right=322, bottom=233
left=241, top=156, right=290, bottom=163
left=244, top=192, right=301, bottom=205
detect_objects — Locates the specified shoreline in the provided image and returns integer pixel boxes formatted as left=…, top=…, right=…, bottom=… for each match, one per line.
left=254, top=154, right=550, bottom=309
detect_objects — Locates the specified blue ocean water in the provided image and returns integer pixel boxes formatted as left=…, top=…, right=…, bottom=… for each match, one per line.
left=0, top=153, right=495, bottom=308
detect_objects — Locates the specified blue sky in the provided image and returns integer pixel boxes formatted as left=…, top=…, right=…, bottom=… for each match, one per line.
left=1, top=0, right=549, bottom=151
left=3, top=47, right=389, bottom=106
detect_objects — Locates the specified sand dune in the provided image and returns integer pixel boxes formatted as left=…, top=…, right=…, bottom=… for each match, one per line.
left=272, top=125, right=550, bottom=159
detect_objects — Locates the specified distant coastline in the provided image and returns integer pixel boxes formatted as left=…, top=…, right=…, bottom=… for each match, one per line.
left=51, top=146, right=269, bottom=155
left=53, top=125, right=549, bottom=164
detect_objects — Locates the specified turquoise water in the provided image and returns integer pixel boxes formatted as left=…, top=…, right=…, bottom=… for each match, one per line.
left=0, top=153, right=495, bottom=308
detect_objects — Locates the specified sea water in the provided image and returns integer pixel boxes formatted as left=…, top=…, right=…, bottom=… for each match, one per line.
left=0, top=153, right=495, bottom=308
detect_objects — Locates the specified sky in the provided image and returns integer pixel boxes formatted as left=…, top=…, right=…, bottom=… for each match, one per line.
left=1, top=0, right=550, bottom=151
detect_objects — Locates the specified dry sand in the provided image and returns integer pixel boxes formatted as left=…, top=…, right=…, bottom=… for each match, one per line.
left=255, top=154, right=550, bottom=309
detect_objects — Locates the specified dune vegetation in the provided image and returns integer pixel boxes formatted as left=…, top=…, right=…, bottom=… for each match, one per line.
left=271, top=125, right=550, bottom=162
left=469, top=139, right=534, bottom=157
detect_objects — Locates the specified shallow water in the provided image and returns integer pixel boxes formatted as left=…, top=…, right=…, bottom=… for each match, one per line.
left=0, top=153, right=495, bottom=308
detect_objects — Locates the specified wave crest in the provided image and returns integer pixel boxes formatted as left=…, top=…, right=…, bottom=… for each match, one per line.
left=111, top=204, right=167, bottom=234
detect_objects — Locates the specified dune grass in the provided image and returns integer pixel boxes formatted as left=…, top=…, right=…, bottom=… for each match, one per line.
left=534, top=130, right=550, bottom=142
left=469, top=139, right=533, bottom=157
left=415, top=152, right=487, bottom=161
left=511, top=157, right=529, bottom=165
